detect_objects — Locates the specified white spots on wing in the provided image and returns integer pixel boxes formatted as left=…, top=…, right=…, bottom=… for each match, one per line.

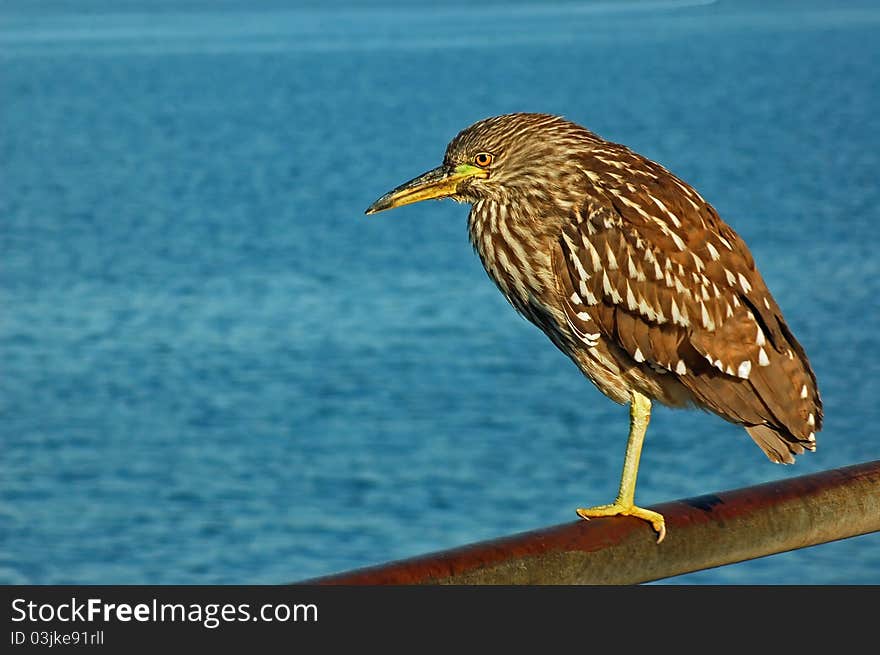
left=615, top=193, right=654, bottom=221
left=575, top=328, right=601, bottom=347
left=800, top=384, right=808, bottom=399
left=758, top=347, right=770, bottom=366
left=605, top=242, right=619, bottom=270
left=737, top=272, right=752, bottom=294
left=706, top=242, right=720, bottom=261
left=756, top=325, right=766, bottom=346
left=737, top=360, right=752, bottom=379
left=581, top=285, right=599, bottom=305
left=568, top=317, right=600, bottom=348
left=652, top=260, right=663, bottom=281
left=675, top=359, right=687, bottom=375
left=625, top=282, right=638, bottom=311
left=643, top=249, right=662, bottom=281
left=639, top=296, right=660, bottom=322
left=763, top=297, right=771, bottom=310
left=671, top=178, right=702, bottom=210
left=808, top=413, right=815, bottom=427
left=583, top=169, right=602, bottom=183
left=634, top=347, right=645, bottom=363
left=613, top=191, right=687, bottom=250
left=626, top=254, right=646, bottom=282
left=674, top=276, right=689, bottom=297
left=690, top=252, right=705, bottom=272
left=700, top=301, right=715, bottom=331
left=670, top=177, right=694, bottom=197
left=601, top=270, right=622, bottom=304
left=670, top=298, right=689, bottom=327
left=600, top=210, right=621, bottom=230
left=808, top=432, right=816, bottom=443
left=586, top=240, right=602, bottom=271
left=717, top=234, right=733, bottom=251
left=724, top=268, right=737, bottom=287
left=578, top=281, right=590, bottom=302
left=648, top=194, right=682, bottom=228
left=567, top=245, right=590, bottom=281
left=564, top=291, right=600, bottom=348
left=593, top=155, right=626, bottom=170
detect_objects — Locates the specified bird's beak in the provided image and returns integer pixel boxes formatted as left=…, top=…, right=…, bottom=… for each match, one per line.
left=365, top=164, right=487, bottom=215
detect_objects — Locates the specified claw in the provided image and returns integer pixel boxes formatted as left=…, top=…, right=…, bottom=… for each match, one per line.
left=577, top=504, right=666, bottom=543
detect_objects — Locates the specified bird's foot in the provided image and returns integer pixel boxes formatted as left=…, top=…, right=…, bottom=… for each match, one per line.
left=576, top=503, right=666, bottom=543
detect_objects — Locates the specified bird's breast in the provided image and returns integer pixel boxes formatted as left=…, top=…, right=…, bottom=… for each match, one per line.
left=467, top=199, right=560, bottom=324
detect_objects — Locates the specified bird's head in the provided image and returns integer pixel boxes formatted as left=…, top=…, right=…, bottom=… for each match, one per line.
left=365, top=113, right=596, bottom=215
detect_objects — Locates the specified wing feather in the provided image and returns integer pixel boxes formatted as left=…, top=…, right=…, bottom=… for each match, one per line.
left=555, top=164, right=820, bottom=460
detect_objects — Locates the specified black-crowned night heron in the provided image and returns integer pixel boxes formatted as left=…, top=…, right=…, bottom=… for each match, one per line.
left=366, top=113, right=822, bottom=542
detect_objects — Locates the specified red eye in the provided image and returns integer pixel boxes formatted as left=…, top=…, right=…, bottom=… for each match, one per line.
left=474, top=152, right=493, bottom=168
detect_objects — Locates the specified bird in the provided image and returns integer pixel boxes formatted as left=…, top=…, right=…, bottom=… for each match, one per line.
left=365, top=113, right=822, bottom=542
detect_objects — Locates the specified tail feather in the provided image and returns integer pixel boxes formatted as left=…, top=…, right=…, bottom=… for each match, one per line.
left=746, top=424, right=808, bottom=464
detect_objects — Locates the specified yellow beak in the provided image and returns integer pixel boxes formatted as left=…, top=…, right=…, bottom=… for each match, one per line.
left=365, top=164, right=488, bottom=215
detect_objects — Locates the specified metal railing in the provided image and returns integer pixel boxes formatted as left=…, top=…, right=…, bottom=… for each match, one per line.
left=302, top=460, right=880, bottom=584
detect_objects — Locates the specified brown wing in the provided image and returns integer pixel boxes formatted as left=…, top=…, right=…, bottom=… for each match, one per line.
left=556, top=156, right=821, bottom=463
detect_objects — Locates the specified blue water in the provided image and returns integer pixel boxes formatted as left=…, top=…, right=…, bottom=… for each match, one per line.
left=2, top=0, right=879, bottom=585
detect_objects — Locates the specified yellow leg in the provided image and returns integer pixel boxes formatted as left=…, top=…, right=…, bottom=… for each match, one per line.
left=576, top=390, right=666, bottom=543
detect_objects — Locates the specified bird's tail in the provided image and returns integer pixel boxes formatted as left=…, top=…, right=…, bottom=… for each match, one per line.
left=746, top=424, right=810, bottom=464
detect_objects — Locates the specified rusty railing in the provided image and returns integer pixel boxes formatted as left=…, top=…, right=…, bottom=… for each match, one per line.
left=302, top=460, right=880, bottom=584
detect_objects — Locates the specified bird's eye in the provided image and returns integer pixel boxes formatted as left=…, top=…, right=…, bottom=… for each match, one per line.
left=473, top=152, right=493, bottom=168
